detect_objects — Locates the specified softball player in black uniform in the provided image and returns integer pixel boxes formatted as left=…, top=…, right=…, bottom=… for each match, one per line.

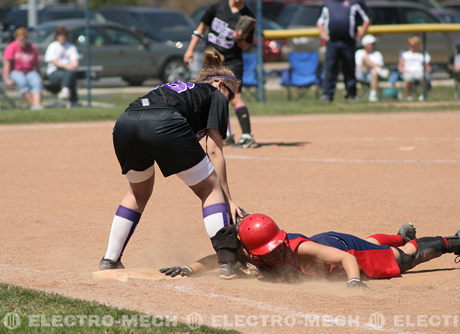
left=184, top=0, right=258, bottom=148
left=100, top=48, right=244, bottom=279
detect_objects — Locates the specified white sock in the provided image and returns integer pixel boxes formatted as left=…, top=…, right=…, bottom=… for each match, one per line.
left=104, top=206, right=141, bottom=261
left=203, top=203, right=229, bottom=237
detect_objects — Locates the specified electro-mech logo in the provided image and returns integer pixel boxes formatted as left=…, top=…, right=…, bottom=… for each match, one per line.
left=185, top=312, right=203, bottom=330
left=3, top=312, right=21, bottom=330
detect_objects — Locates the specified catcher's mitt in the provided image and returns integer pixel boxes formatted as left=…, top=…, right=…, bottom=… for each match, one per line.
left=233, top=15, right=256, bottom=42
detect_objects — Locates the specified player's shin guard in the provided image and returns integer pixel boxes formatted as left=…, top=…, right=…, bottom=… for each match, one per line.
left=398, top=236, right=460, bottom=272
left=104, top=206, right=141, bottom=262
left=203, top=203, right=238, bottom=264
left=235, top=106, right=251, bottom=135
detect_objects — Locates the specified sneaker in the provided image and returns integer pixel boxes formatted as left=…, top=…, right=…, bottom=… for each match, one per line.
left=223, top=135, right=235, bottom=146
left=219, top=262, right=246, bottom=280
left=397, top=222, right=417, bottom=242
left=235, top=136, right=259, bottom=149
left=30, top=105, right=44, bottom=111
left=99, top=258, right=124, bottom=270
left=368, top=90, right=378, bottom=102
left=58, top=87, right=70, bottom=100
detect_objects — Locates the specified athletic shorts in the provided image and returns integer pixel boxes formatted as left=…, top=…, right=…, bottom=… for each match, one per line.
left=311, top=232, right=401, bottom=278
left=113, top=106, right=206, bottom=178
left=224, top=59, right=243, bottom=93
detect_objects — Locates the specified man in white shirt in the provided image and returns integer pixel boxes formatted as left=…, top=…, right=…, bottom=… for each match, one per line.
left=44, top=26, right=80, bottom=105
left=355, top=34, right=388, bottom=102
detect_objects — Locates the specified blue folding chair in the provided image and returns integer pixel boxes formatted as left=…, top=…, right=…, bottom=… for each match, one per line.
left=242, top=52, right=259, bottom=99
left=280, top=51, right=320, bottom=100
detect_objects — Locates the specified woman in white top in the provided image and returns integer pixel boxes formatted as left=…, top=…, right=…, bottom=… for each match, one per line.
left=44, top=26, right=80, bottom=105
left=398, top=36, right=431, bottom=101
left=355, top=34, right=388, bottom=102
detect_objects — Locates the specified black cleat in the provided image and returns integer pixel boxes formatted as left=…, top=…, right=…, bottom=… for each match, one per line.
left=397, top=222, right=417, bottom=242
left=99, top=258, right=124, bottom=270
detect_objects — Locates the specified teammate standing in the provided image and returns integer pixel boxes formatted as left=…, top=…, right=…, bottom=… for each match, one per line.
left=184, top=0, right=258, bottom=148
left=99, top=48, right=244, bottom=279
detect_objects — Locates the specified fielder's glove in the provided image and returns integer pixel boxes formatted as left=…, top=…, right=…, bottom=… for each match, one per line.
left=233, top=15, right=256, bottom=42
left=347, top=278, right=368, bottom=289
left=159, top=266, right=193, bottom=278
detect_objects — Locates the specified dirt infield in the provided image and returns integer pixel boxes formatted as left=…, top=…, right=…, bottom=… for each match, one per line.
left=1, top=111, right=459, bottom=333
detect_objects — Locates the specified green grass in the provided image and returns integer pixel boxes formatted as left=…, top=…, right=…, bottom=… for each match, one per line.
left=0, top=283, right=237, bottom=333
left=0, top=87, right=459, bottom=125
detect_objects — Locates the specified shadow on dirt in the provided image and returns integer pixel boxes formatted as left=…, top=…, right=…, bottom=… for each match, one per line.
left=256, top=141, right=310, bottom=147
left=404, top=267, right=460, bottom=274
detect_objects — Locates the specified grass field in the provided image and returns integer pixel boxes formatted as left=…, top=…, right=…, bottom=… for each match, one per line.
left=0, top=86, right=459, bottom=124
left=0, top=283, right=236, bottom=333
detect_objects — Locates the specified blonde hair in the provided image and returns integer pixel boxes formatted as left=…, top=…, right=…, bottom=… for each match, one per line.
left=196, top=47, right=240, bottom=92
left=408, top=36, right=421, bottom=51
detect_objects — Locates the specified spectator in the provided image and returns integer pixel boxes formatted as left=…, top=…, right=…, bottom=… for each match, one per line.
left=2, top=27, right=43, bottom=110
left=44, top=26, right=80, bottom=106
left=448, top=45, right=460, bottom=82
left=398, top=36, right=431, bottom=101
left=355, top=34, right=389, bottom=102
left=317, top=0, right=371, bottom=101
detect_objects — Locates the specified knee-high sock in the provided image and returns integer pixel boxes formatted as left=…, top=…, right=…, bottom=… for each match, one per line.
left=104, top=205, right=141, bottom=262
left=203, top=203, right=237, bottom=264
left=368, top=234, right=405, bottom=247
left=235, top=106, right=251, bottom=135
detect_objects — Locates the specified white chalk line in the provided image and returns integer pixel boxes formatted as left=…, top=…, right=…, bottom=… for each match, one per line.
left=226, top=155, right=457, bottom=165
left=165, top=282, right=392, bottom=332
left=0, top=263, right=392, bottom=332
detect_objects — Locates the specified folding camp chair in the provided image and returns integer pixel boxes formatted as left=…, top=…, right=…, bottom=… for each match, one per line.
left=242, top=52, right=258, bottom=100
left=280, top=51, right=320, bottom=100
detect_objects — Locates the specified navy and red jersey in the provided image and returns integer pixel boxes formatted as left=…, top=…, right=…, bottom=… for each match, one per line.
left=128, top=81, right=228, bottom=140
left=287, top=232, right=401, bottom=278
left=201, top=0, right=255, bottom=62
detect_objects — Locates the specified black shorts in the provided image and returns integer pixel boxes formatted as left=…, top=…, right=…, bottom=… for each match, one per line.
left=113, top=106, right=206, bottom=177
left=224, top=59, right=243, bottom=93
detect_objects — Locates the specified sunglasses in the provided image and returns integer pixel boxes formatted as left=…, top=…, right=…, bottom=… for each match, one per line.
left=221, top=82, right=235, bottom=101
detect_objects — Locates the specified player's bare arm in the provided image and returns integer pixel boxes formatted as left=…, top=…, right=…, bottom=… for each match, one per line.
left=206, top=129, right=242, bottom=222
left=184, top=22, right=208, bottom=65
left=297, top=241, right=365, bottom=286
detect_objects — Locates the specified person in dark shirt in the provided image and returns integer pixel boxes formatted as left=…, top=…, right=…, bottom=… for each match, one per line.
left=184, top=0, right=258, bottom=149
left=99, top=48, right=245, bottom=279
left=317, top=0, right=371, bottom=101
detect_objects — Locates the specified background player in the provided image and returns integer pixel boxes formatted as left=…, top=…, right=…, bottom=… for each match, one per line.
left=184, top=0, right=258, bottom=148
left=99, top=48, right=244, bottom=279
left=160, top=214, right=460, bottom=286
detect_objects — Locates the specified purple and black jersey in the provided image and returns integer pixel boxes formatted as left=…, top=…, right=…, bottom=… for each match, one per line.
left=129, top=81, right=228, bottom=140
left=201, top=0, right=255, bottom=62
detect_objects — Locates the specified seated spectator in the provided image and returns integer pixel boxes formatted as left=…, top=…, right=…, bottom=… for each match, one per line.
left=448, top=45, right=460, bottom=82
left=398, top=36, right=431, bottom=101
left=44, top=27, right=80, bottom=105
left=355, top=34, right=389, bottom=102
left=2, top=27, right=43, bottom=110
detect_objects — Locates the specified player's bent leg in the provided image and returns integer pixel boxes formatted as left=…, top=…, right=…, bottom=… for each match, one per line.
left=184, top=161, right=242, bottom=279
left=396, top=234, right=460, bottom=273
left=99, top=168, right=155, bottom=270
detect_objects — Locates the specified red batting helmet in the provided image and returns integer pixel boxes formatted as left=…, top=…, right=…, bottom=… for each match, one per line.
left=238, top=214, right=287, bottom=255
